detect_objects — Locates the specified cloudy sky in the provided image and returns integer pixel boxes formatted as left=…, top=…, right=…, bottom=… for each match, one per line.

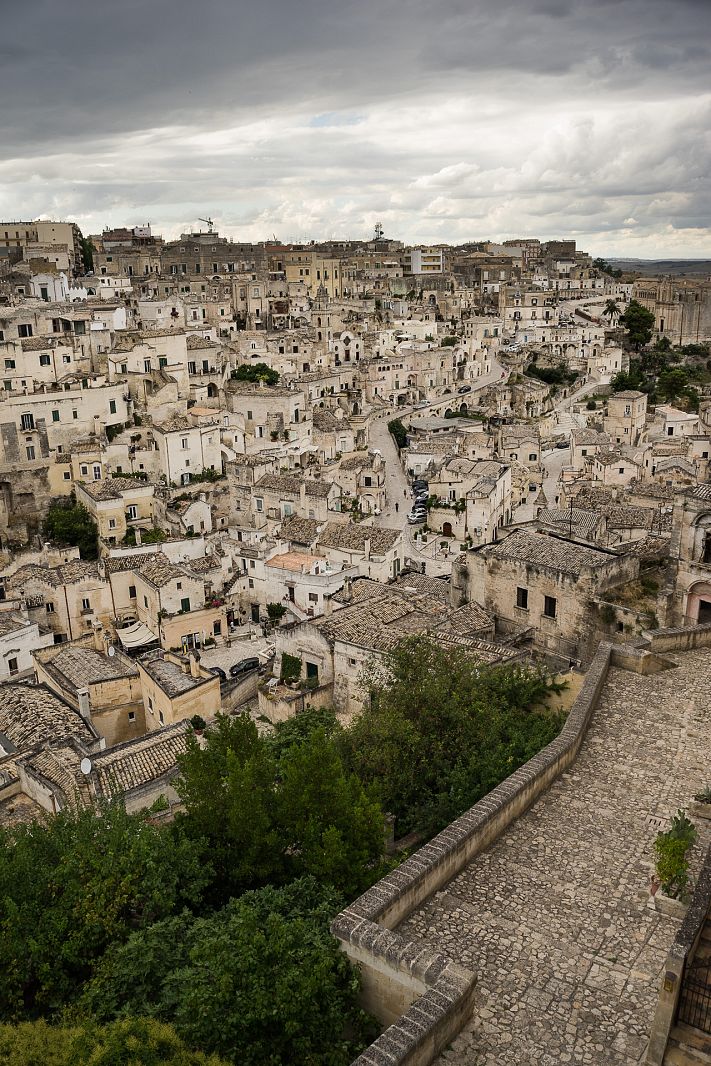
left=1, top=0, right=710, bottom=256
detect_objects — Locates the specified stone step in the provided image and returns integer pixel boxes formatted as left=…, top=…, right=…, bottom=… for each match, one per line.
left=665, top=1025, right=711, bottom=1066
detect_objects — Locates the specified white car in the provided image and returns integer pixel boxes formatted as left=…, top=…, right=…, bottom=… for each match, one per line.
left=407, top=512, right=426, bottom=524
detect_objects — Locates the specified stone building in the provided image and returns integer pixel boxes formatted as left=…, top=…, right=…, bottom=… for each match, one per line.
left=136, top=650, right=220, bottom=731
left=603, top=390, right=648, bottom=446
left=668, top=482, right=711, bottom=625
left=452, top=529, right=639, bottom=664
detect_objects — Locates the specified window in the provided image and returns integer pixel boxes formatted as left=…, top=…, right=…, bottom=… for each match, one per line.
left=144, top=596, right=148, bottom=607
left=181, top=437, right=189, bottom=450
left=667, top=427, right=674, bottom=436
left=18, top=324, right=33, bottom=338
left=127, top=505, right=138, bottom=520
left=544, top=595, right=557, bottom=619
left=248, top=578, right=254, bottom=589
left=26, top=445, right=35, bottom=460
left=308, top=593, right=318, bottom=603
left=8, top=657, right=18, bottom=676
left=128, top=711, right=136, bottom=723
left=81, top=597, right=91, bottom=611
left=108, top=518, right=116, bottom=529
left=148, top=696, right=153, bottom=712
left=246, top=410, right=252, bottom=421
left=255, top=498, right=263, bottom=512
left=159, top=710, right=164, bottom=725
left=62, top=354, right=71, bottom=364
left=109, top=400, right=117, bottom=414
left=80, top=464, right=88, bottom=476
left=52, top=410, right=60, bottom=422
left=144, top=359, right=151, bottom=373
left=63, top=471, right=71, bottom=481
left=180, top=597, right=191, bottom=612
left=249, top=559, right=255, bottom=569
left=20, top=413, right=34, bottom=431
left=4, top=359, right=14, bottom=370
left=364, top=476, right=372, bottom=487
left=516, top=587, right=528, bottom=610
left=618, top=468, right=624, bottom=475
left=39, top=353, right=51, bottom=366
left=72, top=410, right=78, bottom=420
left=528, top=453, right=537, bottom=462
left=93, top=465, right=101, bottom=480
left=46, top=602, right=55, bottom=613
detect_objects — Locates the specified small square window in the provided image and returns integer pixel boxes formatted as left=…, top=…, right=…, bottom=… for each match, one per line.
left=128, top=711, right=136, bottom=722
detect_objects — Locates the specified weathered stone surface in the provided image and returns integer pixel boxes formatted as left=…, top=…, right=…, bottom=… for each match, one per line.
left=398, top=649, right=711, bottom=1065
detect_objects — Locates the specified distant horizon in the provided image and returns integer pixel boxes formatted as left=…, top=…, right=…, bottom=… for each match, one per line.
left=2, top=1, right=709, bottom=259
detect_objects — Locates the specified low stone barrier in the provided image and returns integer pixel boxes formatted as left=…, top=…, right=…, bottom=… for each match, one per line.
left=646, top=841, right=711, bottom=1064
left=333, top=642, right=613, bottom=1066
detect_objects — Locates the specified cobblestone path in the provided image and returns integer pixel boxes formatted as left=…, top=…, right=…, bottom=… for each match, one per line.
left=398, top=650, right=711, bottom=1065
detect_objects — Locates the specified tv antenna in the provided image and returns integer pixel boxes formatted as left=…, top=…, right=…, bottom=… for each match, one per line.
left=373, top=221, right=384, bottom=241
left=198, top=217, right=215, bottom=233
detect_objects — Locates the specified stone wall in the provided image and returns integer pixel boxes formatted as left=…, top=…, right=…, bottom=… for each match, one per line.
left=332, top=642, right=613, bottom=1066
left=646, top=840, right=711, bottom=1065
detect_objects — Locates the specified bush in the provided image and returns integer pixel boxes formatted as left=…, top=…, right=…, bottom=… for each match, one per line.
left=0, top=1017, right=227, bottom=1066
left=266, top=603, right=287, bottom=623
left=280, top=653, right=302, bottom=684
left=654, top=809, right=697, bottom=899
left=231, top=363, right=279, bottom=386
left=694, top=786, right=711, bottom=804
left=586, top=398, right=596, bottom=410
left=43, top=500, right=98, bottom=561
left=599, top=603, right=616, bottom=626
left=387, top=418, right=407, bottom=450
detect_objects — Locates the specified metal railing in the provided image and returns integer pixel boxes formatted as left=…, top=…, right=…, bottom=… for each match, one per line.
left=677, top=955, right=711, bottom=1034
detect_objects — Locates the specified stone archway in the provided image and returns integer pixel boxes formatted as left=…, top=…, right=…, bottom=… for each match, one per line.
left=685, top=580, right=711, bottom=625
left=442, top=521, right=453, bottom=537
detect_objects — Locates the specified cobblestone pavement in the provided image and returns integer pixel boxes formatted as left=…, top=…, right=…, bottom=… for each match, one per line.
left=398, top=650, right=711, bottom=1065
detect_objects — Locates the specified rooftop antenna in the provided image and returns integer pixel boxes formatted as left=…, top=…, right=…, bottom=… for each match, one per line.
left=373, top=222, right=384, bottom=241
left=198, top=217, right=215, bottom=233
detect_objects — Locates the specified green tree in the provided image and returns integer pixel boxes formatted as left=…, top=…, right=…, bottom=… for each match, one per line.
left=232, top=363, right=279, bottom=386
left=619, top=300, right=655, bottom=350
left=80, top=880, right=376, bottom=1066
left=603, top=298, right=620, bottom=320
left=657, top=367, right=690, bottom=404
left=43, top=500, right=99, bottom=560
left=387, top=418, right=407, bottom=449
left=79, top=237, right=95, bottom=274
left=174, top=714, right=384, bottom=899
left=0, top=804, right=208, bottom=1019
left=339, top=637, right=563, bottom=835
left=0, top=1017, right=227, bottom=1066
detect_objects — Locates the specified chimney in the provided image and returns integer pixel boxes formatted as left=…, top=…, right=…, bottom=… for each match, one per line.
left=92, top=620, right=105, bottom=653
left=341, top=576, right=353, bottom=603
left=300, top=482, right=307, bottom=507
left=134, top=527, right=142, bottom=546
left=77, top=688, right=91, bottom=720
left=364, top=537, right=371, bottom=561
left=189, top=652, right=201, bottom=679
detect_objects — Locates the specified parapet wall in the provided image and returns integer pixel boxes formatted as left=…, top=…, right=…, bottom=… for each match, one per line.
left=333, top=642, right=613, bottom=1066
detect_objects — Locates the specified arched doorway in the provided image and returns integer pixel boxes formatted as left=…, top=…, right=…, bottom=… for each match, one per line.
left=442, top=521, right=453, bottom=537
left=685, top=581, right=711, bottom=625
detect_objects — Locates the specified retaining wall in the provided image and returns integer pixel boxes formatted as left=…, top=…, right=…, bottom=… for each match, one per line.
left=333, top=642, right=613, bottom=1066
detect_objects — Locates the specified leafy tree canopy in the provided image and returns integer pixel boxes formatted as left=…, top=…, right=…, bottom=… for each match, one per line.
left=232, top=362, right=279, bottom=385
left=387, top=418, right=407, bottom=449
left=619, top=300, right=655, bottom=350
left=338, top=636, right=564, bottom=836
left=174, top=713, right=385, bottom=899
left=0, top=1018, right=227, bottom=1066
left=0, top=803, right=208, bottom=1020
left=79, top=879, right=375, bottom=1066
left=43, top=500, right=98, bottom=560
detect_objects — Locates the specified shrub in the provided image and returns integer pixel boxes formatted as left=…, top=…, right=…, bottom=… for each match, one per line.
left=654, top=809, right=697, bottom=899
left=280, top=653, right=302, bottom=684
left=599, top=603, right=616, bottom=626
left=387, top=418, right=407, bottom=450
left=586, top=398, right=596, bottom=410
left=694, top=786, right=711, bottom=804
left=267, top=603, right=287, bottom=623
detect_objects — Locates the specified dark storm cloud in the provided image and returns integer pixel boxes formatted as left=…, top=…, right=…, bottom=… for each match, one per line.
left=0, top=0, right=710, bottom=254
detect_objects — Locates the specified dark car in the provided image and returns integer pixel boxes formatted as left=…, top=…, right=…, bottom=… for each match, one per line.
left=457, top=384, right=472, bottom=394
left=229, top=656, right=260, bottom=679
left=555, top=440, right=569, bottom=449
left=412, top=479, right=428, bottom=491
left=208, top=666, right=227, bottom=683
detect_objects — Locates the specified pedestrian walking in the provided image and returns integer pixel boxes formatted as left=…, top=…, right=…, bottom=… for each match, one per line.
left=395, top=502, right=399, bottom=513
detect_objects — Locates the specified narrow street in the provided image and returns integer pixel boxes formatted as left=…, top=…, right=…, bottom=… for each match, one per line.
left=366, top=349, right=508, bottom=575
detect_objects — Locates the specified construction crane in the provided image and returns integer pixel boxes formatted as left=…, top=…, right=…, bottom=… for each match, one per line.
left=198, top=217, right=215, bottom=233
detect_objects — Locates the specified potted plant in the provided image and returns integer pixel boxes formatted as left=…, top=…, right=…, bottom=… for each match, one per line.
left=190, top=714, right=207, bottom=736
left=652, top=809, right=697, bottom=917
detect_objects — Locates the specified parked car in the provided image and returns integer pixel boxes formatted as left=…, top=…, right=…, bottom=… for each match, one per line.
left=457, top=384, right=472, bottom=394
left=412, top=478, right=428, bottom=490
left=414, top=401, right=429, bottom=409
left=407, top=512, right=426, bottom=524
left=414, top=491, right=429, bottom=503
left=555, top=440, right=569, bottom=449
left=229, top=656, right=260, bottom=679
left=208, top=666, right=227, bottom=683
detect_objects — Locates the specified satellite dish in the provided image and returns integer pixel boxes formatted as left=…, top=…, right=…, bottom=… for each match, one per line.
left=107, top=646, right=116, bottom=657
left=80, top=758, right=93, bottom=775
